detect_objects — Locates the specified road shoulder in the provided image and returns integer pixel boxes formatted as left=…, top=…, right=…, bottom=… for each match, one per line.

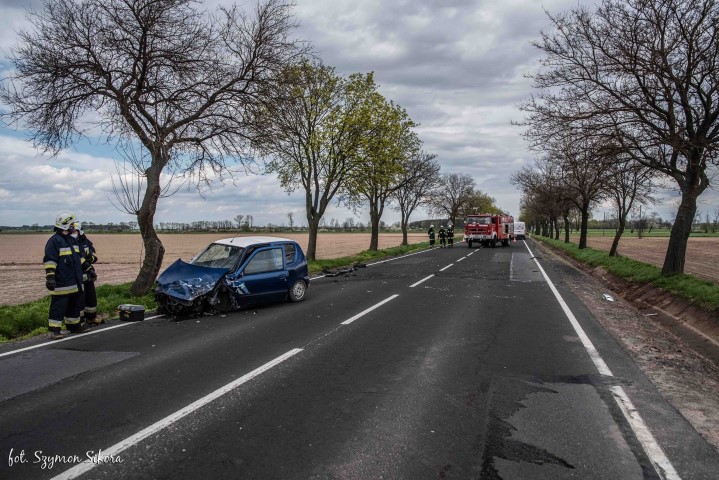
left=532, top=239, right=719, bottom=453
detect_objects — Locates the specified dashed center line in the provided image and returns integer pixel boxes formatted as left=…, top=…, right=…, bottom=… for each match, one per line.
left=409, top=275, right=434, bottom=288
left=439, top=264, right=453, bottom=272
left=341, top=294, right=400, bottom=325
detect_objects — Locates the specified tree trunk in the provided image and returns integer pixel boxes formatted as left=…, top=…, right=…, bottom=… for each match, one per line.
left=553, top=217, right=560, bottom=240
left=306, top=215, right=320, bottom=261
left=662, top=185, right=700, bottom=275
left=400, top=214, right=409, bottom=246
left=563, top=214, right=570, bottom=243
left=369, top=210, right=380, bottom=251
left=130, top=165, right=165, bottom=296
left=609, top=215, right=626, bottom=257
left=579, top=202, right=590, bottom=249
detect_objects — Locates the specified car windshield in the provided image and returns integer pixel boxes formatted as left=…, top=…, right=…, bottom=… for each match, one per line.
left=467, top=217, right=492, bottom=225
left=191, top=243, right=244, bottom=269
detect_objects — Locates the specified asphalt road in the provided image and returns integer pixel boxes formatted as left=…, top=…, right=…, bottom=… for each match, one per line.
left=1, top=239, right=718, bottom=479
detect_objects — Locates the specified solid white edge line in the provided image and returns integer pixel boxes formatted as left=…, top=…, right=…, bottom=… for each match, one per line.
left=341, top=294, right=399, bottom=325
left=409, top=275, right=434, bottom=288
left=523, top=242, right=613, bottom=377
left=610, top=386, right=681, bottom=480
left=523, top=241, right=681, bottom=480
left=0, top=316, right=164, bottom=359
left=51, top=348, right=303, bottom=480
left=439, top=264, right=453, bottom=272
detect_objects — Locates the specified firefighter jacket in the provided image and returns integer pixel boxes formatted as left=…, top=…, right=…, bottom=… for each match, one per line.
left=77, top=234, right=98, bottom=282
left=43, top=232, right=87, bottom=295
left=447, top=227, right=454, bottom=238
left=438, top=227, right=447, bottom=239
left=428, top=227, right=435, bottom=239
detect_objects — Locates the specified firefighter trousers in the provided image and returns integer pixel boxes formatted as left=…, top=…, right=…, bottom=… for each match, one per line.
left=82, top=281, right=98, bottom=322
left=48, top=292, right=84, bottom=332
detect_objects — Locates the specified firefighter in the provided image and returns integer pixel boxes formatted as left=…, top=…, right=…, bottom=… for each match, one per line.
left=428, top=224, right=435, bottom=247
left=44, top=212, right=95, bottom=339
left=71, top=221, right=101, bottom=325
left=438, top=225, right=447, bottom=247
left=447, top=223, right=454, bottom=247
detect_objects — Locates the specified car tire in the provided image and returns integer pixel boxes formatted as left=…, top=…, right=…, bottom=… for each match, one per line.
left=288, top=280, right=307, bottom=302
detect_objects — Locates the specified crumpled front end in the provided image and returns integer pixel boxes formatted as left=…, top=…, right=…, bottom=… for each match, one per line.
left=155, top=259, right=232, bottom=316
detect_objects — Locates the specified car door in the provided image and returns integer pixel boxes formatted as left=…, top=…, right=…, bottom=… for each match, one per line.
left=236, top=246, right=288, bottom=305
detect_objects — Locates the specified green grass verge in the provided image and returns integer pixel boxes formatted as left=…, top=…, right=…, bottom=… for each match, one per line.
left=0, top=284, right=157, bottom=343
left=535, top=236, right=719, bottom=311
left=0, top=241, right=430, bottom=343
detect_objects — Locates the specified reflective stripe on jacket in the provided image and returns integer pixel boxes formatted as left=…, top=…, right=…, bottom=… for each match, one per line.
left=43, top=232, right=84, bottom=295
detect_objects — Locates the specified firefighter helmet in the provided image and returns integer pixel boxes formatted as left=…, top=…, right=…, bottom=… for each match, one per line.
left=71, top=220, right=83, bottom=235
left=54, top=212, right=75, bottom=231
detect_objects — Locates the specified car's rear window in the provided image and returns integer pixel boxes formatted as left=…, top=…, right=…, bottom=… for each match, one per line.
left=192, top=244, right=244, bottom=269
left=284, top=243, right=296, bottom=263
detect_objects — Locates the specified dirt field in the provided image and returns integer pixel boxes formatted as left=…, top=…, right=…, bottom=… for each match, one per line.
left=573, top=235, right=719, bottom=283
left=0, top=232, right=426, bottom=306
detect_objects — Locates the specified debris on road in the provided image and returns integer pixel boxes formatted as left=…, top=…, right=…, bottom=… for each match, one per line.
left=322, top=262, right=367, bottom=277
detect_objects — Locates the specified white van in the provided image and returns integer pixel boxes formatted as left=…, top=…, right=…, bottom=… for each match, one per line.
left=514, top=221, right=526, bottom=240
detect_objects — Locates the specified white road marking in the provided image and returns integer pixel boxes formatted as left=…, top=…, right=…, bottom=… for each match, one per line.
left=409, top=275, right=435, bottom=288
left=456, top=256, right=466, bottom=262
left=366, top=247, right=435, bottom=266
left=523, top=241, right=680, bottom=480
left=0, top=316, right=164, bottom=358
left=51, top=348, right=303, bottom=480
left=610, top=386, right=681, bottom=480
left=341, top=295, right=399, bottom=325
left=439, top=264, right=453, bottom=272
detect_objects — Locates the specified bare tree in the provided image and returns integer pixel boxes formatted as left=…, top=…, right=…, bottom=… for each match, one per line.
left=390, top=152, right=440, bottom=246
left=1, top=0, right=303, bottom=294
left=525, top=0, right=719, bottom=274
left=427, top=173, right=476, bottom=226
left=606, top=160, right=655, bottom=255
left=287, top=212, right=294, bottom=230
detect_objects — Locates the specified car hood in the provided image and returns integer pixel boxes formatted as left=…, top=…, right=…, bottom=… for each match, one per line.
left=156, top=259, right=230, bottom=301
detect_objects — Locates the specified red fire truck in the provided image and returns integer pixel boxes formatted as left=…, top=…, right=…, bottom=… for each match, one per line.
left=464, top=214, right=514, bottom=248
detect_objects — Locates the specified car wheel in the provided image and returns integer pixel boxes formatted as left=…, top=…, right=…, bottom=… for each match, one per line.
left=289, top=280, right=307, bottom=302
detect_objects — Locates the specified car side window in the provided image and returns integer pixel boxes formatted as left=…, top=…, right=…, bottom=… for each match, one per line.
left=284, top=243, right=296, bottom=264
left=244, top=248, right=284, bottom=275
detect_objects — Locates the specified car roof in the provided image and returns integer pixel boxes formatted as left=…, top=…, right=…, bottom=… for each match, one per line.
left=213, top=236, right=296, bottom=248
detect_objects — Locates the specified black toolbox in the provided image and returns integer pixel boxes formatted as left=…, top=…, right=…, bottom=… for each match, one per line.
left=118, top=304, right=145, bottom=322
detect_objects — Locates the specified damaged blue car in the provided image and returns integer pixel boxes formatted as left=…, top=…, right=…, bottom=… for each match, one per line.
left=155, top=236, right=310, bottom=316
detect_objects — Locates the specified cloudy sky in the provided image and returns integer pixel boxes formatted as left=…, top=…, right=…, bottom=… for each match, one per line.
left=0, top=0, right=716, bottom=228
